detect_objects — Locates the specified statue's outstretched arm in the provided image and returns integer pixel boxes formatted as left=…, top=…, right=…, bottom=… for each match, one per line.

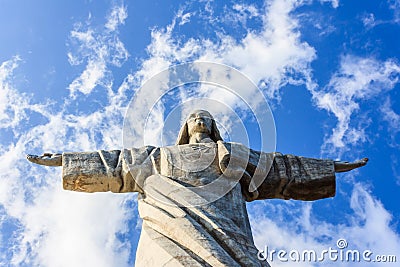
left=26, top=153, right=62, bottom=166
left=244, top=149, right=369, bottom=201
left=334, top=158, right=368, bottom=173
left=26, top=148, right=154, bottom=193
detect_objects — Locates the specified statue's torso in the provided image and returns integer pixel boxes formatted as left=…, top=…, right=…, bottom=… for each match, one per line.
left=160, top=142, right=221, bottom=185
left=135, top=142, right=263, bottom=266
left=157, top=143, right=251, bottom=235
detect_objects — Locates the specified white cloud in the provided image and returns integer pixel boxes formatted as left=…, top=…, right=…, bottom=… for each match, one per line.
left=176, top=8, right=193, bottom=26
left=388, top=0, right=400, bottom=22
left=380, top=97, right=400, bottom=148
left=0, top=56, right=29, bottom=129
left=319, top=0, right=339, bottom=8
left=361, top=1, right=400, bottom=29
left=391, top=155, right=400, bottom=186
left=233, top=3, right=260, bottom=17
left=67, top=5, right=129, bottom=97
left=380, top=97, right=400, bottom=185
left=362, top=13, right=377, bottom=29
left=226, top=3, right=260, bottom=27
left=311, top=55, right=400, bottom=155
left=143, top=0, right=317, bottom=98
left=68, top=59, right=107, bottom=95
left=207, top=0, right=316, bottom=101
left=105, top=5, right=128, bottom=31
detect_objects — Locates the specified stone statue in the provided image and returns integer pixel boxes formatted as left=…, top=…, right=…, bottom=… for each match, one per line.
left=27, top=110, right=368, bottom=267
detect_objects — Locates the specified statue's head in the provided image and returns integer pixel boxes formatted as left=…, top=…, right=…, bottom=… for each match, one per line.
left=175, top=110, right=223, bottom=145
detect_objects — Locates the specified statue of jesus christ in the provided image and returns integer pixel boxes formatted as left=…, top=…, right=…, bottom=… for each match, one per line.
left=27, top=110, right=368, bottom=267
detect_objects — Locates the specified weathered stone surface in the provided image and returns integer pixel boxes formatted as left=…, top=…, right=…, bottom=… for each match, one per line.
left=243, top=150, right=336, bottom=201
left=62, top=150, right=122, bottom=193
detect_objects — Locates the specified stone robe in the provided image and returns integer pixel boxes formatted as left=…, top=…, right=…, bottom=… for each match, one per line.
left=62, top=141, right=335, bottom=266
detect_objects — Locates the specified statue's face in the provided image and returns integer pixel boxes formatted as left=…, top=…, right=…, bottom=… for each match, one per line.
left=186, top=110, right=213, bottom=136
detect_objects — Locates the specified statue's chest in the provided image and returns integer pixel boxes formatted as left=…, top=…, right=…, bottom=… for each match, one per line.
left=159, top=143, right=222, bottom=186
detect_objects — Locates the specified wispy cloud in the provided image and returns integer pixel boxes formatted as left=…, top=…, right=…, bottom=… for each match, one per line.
left=310, top=55, right=400, bottom=156
left=380, top=97, right=400, bottom=185
left=223, top=3, right=260, bottom=28
left=361, top=1, right=400, bottom=29
left=105, top=5, right=128, bottom=31
left=319, top=0, right=339, bottom=8
left=67, top=5, right=129, bottom=97
left=142, top=0, right=316, bottom=100
left=362, top=13, right=379, bottom=29
left=388, top=0, right=400, bottom=22
left=176, top=8, right=193, bottom=26
left=0, top=56, right=28, bottom=129
left=221, top=0, right=316, bottom=100
left=380, top=97, right=400, bottom=148
left=391, top=155, right=400, bottom=186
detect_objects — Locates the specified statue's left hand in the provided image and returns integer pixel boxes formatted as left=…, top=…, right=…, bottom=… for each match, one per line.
left=26, top=153, right=62, bottom=166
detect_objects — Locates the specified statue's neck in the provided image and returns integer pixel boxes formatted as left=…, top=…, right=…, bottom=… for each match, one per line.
left=189, top=133, right=213, bottom=144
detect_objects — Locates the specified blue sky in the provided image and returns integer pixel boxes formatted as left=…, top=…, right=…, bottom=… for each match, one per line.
left=1, top=0, right=399, bottom=266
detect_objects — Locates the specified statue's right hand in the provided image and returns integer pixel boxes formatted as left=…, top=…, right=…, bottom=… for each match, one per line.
left=26, top=153, right=62, bottom=166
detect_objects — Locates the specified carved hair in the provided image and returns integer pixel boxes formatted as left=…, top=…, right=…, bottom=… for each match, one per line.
left=175, top=110, right=223, bottom=145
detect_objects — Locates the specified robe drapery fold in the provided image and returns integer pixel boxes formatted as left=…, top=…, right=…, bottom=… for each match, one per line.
left=61, top=142, right=335, bottom=266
